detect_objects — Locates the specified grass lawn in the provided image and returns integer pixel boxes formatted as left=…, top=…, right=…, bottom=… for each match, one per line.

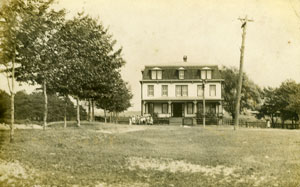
left=0, top=122, right=300, bottom=187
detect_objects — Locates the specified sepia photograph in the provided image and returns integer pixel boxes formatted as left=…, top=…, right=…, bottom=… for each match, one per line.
left=0, top=0, right=300, bottom=186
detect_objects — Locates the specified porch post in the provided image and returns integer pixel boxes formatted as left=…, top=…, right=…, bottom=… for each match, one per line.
left=193, top=101, right=197, bottom=114
left=219, top=101, right=223, bottom=125
left=168, top=101, right=172, bottom=117
left=193, top=101, right=197, bottom=125
left=143, top=101, right=147, bottom=115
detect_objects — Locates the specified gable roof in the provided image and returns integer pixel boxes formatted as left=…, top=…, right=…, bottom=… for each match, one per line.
left=142, top=64, right=222, bottom=80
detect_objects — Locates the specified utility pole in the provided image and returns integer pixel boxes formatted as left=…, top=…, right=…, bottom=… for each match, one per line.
left=234, top=16, right=254, bottom=130
left=202, top=79, right=206, bottom=128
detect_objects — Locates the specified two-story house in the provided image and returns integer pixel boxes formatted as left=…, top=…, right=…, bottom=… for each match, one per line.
left=140, top=57, right=224, bottom=125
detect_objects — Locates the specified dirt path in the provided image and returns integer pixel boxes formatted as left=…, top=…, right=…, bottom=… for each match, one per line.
left=0, top=124, right=43, bottom=130
left=94, top=125, right=147, bottom=134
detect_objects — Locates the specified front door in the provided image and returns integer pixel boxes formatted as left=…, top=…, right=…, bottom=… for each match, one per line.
left=173, top=103, right=183, bottom=117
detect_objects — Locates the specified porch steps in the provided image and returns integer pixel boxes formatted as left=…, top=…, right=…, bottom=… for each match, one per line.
left=169, top=117, right=183, bottom=125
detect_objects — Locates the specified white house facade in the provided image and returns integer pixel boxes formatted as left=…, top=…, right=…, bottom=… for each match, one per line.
left=140, top=60, right=224, bottom=125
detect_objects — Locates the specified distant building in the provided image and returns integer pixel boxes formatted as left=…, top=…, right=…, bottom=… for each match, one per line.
left=140, top=57, right=224, bottom=125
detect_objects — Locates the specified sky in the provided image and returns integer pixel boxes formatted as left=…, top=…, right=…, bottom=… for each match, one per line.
left=1, top=0, right=300, bottom=111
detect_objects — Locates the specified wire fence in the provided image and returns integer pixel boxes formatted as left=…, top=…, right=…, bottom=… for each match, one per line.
left=222, top=118, right=300, bottom=129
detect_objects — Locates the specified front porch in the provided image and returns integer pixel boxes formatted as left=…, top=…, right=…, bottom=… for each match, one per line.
left=142, top=100, right=223, bottom=125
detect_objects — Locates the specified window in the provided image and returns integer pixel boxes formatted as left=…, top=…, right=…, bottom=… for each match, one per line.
left=148, top=85, right=154, bottom=96
left=176, top=86, right=181, bottom=96
left=151, top=71, right=157, bottom=80
left=151, top=70, right=162, bottom=79
left=197, top=85, right=204, bottom=97
left=209, top=85, right=216, bottom=96
left=162, top=103, right=168, bottom=114
left=182, top=86, right=188, bottom=96
left=176, top=85, right=188, bottom=96
left=157, top=70, right=162, bottom=79
left=187, top=103, right=193, bottom=114
left=201, top=70, right=206, bottom=79
left=162, top=85, right=168, bottom=96
left=179, top=70, right=184, bottom=79
left=201, top=70, right=212, bottom=79
left=207, top=70, right=212, bottom=79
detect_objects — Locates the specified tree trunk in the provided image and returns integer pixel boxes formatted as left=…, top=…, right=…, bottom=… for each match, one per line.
left=76, top=97, right=80, bottom=127
left=112, top=112, right=114, bottom=123
left=298, top=114, right=300, bottom=129
left=271, top=114, right=274, bottom=128
left=88, top=99, right=91, bottom=122
left=64, top=96, right=67, bottom=128
left=9, top=53, right=15, bottom=143
left=281, top=119, right=284, bottom=129
left=43, top=80, right=48, bottom=131
left=92, top=99, right=95, bottom=122
left=110, top=112, right=112, bottom=123
left=231, top=113, right=235, bottom=125
left=10, top=90, right=14, bottom=143
left=292, top=118, right=295, bottom=129
left=104, top=109, right=107, bottom=123
left=116, top=112, right=119, bottom=124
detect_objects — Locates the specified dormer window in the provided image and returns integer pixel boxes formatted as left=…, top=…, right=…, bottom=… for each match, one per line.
left=201, top=67, right=212, bottom=80
left=207, top=70, right=212, bottom=79
left=178, top=67, right=185, bottom=79
left=151, top=67, right=162, bottom=80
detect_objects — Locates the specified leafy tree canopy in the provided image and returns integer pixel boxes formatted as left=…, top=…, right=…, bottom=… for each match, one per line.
left=50, top=13, right=125, bottom=100
left=220, top=66, right=262, bottom=119
left=14, top=0, right=65, bottom=88
left=276, top=80, right=299, bottom=122
left=257, top=80, right=300, bottom=125
left=10, top=90, right=85, bottom=122
left=96, top=79, right=133, bottom=113
left=0, top=89, right=10, bottom=120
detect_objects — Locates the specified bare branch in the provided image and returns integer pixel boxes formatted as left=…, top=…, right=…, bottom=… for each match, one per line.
left=289, top=0, right=300, bottom=19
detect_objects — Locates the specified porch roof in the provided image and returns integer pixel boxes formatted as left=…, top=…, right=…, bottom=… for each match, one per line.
left=143, top=97, right=223, bottom=102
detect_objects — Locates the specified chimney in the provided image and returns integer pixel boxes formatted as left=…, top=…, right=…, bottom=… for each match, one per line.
left=183, top=55, right=187, bottom=62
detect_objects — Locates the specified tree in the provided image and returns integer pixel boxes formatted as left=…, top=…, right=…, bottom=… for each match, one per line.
left=287, top=86, right=300, bottom=126
left=275, top=80, right=299, bottom=126
left=111, top=81, right=132, bottom=114
left=52, top=13, right=125, bottom=127
left=96, top=80, right=132, bottom=123
left=220, top=66, right=262, bottom=119
left=0, top=0, right=25, bottom=142
left=12, top=90, right=85, bottom=122
left=257, top=87, right=280, bottom=127
left=14, top=90, right=33, bottom=120
left=0, top=0, right=64, bottom=141
left=15, top=0, right=65, bottom=130
left=257, top=80, right=300, bottom=128
left=0, top=89, right=10, bottom=122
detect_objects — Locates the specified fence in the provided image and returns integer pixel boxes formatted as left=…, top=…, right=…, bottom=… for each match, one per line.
left=222, top=118, right=300, bottom=129
left=196, top=117, right=219, bottom=125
